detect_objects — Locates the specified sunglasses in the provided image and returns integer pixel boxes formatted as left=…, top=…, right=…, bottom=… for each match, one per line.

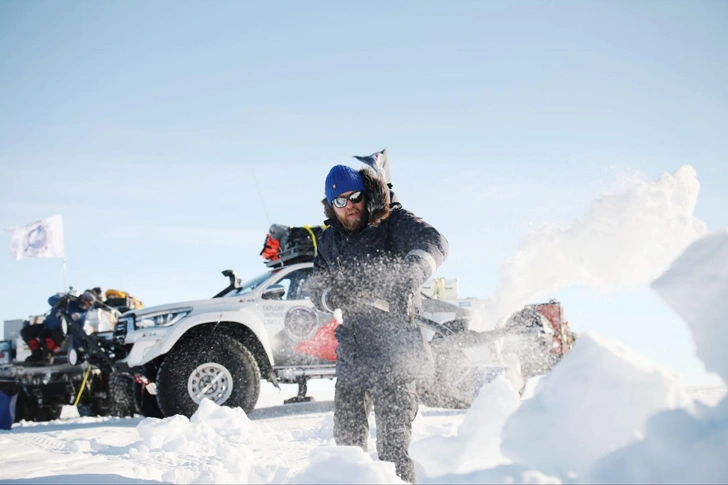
left=332, top=191, right=364, bottom=208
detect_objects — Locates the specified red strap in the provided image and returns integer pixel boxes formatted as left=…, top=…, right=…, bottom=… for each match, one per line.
left=28, top=339, right=40, bottom=351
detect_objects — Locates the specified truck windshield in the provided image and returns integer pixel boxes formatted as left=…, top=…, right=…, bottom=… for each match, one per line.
left=219, top=271, right=274, bottom=298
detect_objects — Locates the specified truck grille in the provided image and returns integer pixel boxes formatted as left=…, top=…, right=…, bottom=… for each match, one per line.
left=113, top=317, right=130, bottom=344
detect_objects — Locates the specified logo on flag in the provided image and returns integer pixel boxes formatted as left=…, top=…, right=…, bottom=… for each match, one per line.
left=5, top=214, right=65, bottom=261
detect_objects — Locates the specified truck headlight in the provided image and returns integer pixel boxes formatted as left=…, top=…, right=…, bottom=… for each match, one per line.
left=135, top=308, right=192, bottom=329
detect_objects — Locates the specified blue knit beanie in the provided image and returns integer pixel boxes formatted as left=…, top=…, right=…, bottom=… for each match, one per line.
left=325, top=165, right=366, bottom=206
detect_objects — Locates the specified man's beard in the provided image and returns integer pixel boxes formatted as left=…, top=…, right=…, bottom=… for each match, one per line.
left=337, top=207, right=368, bottom=233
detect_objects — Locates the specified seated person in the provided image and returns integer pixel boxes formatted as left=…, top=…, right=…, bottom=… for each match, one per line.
left=21, top=290, right=96, bottom=364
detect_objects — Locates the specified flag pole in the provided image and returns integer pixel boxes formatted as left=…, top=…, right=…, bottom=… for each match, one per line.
left=60, top=214, right=68, bottom=292
left=62, top=258, right=68, bottom=291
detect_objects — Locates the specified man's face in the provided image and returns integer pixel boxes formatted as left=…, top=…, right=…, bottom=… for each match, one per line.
left=78, top=299, right=92, bottom=311
left=333, top=190, right=367, bottom=232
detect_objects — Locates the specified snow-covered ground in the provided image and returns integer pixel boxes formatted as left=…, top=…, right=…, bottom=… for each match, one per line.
left=1, top=169, right=726, bottom=484
left=0, top=378, right=724, bottom=484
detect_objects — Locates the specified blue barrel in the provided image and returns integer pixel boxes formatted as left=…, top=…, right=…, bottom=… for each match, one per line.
left=0, top=390, right=17, bottom=430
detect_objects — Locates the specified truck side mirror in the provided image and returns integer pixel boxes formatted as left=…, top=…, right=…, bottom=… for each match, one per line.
left=262, top=284, right=285, bottom=300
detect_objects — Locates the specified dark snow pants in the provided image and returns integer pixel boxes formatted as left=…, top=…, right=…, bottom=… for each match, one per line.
left=334, top=376, right=419, bottom=483
left=20, top=325, right=64, bottom=351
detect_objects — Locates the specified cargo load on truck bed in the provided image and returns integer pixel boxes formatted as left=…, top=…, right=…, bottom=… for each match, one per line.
left=260, top=224, right=326, bottom=268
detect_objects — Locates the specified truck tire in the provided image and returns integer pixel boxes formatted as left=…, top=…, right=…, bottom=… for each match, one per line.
left=14, top=391, right=63, bottom=422
left=156, top=337, right=261, bottom=418
left=40, top=404, right=64, bottom=421
left=107, top=372, right=139, bottom=417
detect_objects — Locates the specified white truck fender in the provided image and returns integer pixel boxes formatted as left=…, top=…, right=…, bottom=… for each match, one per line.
left=139, top=308, right=273, bottom=367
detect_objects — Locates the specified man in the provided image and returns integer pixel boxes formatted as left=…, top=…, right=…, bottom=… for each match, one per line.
left=310, top=164, right=448, bottom=483
left=21, top=290, right=96, bottom=364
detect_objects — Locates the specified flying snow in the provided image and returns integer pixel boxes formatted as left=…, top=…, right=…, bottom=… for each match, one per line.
left=481, top=165, right=707, bottom=329
left=1, top=170, right=726, bottom=484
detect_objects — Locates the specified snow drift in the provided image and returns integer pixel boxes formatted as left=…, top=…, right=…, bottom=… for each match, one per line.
left=410, top=376, right=520, bottom=476
left=588, top=397, right=728, bottom=484
left=130, top=400, right=260, bottom=483
left=652, top=228, right=728, bottom=383
left=500, top=332, right=692, bottom=477
left=585, top=228, right=728, bottom=483
left=413, top=225, right=727, bottom=484
left=291, top=446, right=403, bottom=484
left=123, top=398, right=406, bottom=484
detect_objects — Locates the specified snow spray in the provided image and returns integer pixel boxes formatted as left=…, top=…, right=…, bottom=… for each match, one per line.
left=474, top=165, right=707, bottom=331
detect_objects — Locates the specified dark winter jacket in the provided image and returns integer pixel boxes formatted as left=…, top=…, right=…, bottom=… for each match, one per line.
left=310, top=168, right=448, bottom=382
left=43, top=295, right=88, bottom=330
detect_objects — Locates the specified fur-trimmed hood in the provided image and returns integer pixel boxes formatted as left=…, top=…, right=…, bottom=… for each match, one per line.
left=322, top=167, right=391, bottom=228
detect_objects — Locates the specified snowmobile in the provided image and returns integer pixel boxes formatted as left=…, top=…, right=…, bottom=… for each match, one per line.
left=0, top=290, right=155, bottom=422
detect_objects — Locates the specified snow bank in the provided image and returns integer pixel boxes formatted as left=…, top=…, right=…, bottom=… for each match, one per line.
left=585, top=229, right=728, bottom=483
left=291, top=446, right=403, bottom=484
left=652, top=227, right=728, bottom=382
left=128, top=398, right=405, bottom=484
left=501, top=332, right=692, bottom=477
left=588, top=398, right=728, bottom=483
left=480, top=165, right=706, bottom=329
left=411, top=376, right=520, bottom=476
left=421, top=465, right=562, bottom=485
left=129, top=399, right=261, bottom=483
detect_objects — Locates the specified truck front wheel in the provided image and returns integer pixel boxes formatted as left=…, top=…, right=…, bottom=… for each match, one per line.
left=106, top=372, right=139, bottom=417
left=156, top=337, right=261, bottom=417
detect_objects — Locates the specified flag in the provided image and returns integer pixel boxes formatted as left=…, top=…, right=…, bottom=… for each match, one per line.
left=6, top=214, right=65, bottom=261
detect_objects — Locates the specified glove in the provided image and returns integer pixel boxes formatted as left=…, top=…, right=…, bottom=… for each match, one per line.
left=323, top=286, right=353, bottom=312
left=389, top=262, right=422, bottom=315
left=393, top=287, right=416, bottom=315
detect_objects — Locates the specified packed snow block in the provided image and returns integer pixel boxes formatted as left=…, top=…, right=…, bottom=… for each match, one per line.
left=410, top=376, right=520, bottom=477
left=131, top=399, right=258, bottom=483
left=587, top=228, right=728, bottom=483
left=291, top=446, right=403, bottom=484
left=587, top=397, right=728, bottom=484
left=652, top=228, right=728, bottom=383
left=0, top=390, right=17, bottom=430
left=500, top=332, right=692, bottom=479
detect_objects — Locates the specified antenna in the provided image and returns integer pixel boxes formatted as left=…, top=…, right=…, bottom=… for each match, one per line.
left=251, top=168, right=272, bottom=226
left=250, top=167, right=271, bottom=226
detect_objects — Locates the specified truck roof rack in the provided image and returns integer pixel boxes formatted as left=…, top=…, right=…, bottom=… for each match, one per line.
left=261, top=224, right=325, bottom=268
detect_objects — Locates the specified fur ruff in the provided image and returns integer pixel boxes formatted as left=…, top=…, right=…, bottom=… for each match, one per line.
left=322, top=167, right=391, bottom=227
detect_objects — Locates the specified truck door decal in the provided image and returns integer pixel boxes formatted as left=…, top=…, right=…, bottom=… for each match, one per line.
left=283, top=306, right=319, bottom=342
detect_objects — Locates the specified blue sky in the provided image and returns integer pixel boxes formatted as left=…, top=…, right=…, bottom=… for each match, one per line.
left=1, top=1, right=726, bottom=384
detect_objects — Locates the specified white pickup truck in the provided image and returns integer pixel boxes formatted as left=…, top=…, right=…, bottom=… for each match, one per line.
left=111, top=262, right=572, bottom=418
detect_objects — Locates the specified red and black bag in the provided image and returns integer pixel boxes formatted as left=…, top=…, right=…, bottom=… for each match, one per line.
left=260, top=224, right=326, bottom=267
